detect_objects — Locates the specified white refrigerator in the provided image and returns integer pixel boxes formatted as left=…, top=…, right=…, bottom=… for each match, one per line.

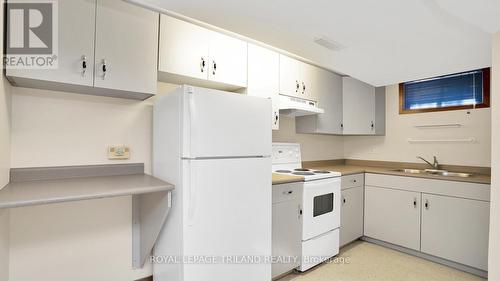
left=153, top=85, right=272, bottom=281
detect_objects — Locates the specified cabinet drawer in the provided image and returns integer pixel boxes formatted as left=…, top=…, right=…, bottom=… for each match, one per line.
left=365, top=173, right=490, bottom=201
left=272, top=182, right=301, bottom=204
left=341, top=174, right=364, bottom=190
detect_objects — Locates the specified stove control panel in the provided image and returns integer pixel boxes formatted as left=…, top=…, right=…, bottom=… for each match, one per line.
left=272, top=143, right=301, bottom=165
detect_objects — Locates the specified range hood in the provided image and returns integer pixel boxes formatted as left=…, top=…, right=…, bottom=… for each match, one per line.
left=279, top=95, right=325, bottom=117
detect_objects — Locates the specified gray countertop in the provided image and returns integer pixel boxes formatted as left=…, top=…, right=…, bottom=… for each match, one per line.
left=0, top=174, right=174, bottom=209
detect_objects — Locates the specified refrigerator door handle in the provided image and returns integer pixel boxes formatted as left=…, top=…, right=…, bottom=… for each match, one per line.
left=187, top=162, right=198, bottom=226
left=188, top=91, right=197, bottom=158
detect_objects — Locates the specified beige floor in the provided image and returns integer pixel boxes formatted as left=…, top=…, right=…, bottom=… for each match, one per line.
left=277, top=241, right=485, bottom=281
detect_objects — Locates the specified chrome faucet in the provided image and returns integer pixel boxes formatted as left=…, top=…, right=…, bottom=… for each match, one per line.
left=417, top=156, right=439, bottom=170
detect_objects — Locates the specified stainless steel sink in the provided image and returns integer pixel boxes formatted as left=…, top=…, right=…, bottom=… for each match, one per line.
left=393, top=169, right=473, bottom=178
left=393, top=169, right=427, bottom=174
left=433, top=171, right=473, bottom=178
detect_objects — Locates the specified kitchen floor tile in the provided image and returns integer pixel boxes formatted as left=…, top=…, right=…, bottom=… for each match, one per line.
left=277, top=241, right=485, bottom=281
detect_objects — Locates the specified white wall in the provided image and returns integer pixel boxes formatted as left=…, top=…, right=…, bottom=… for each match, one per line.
left=272, top=116, right=344, bottom=161
left=10, top=88, right=153, bottom=170
left=9, top=197, right=143, bottom=281
left=0, top=0, right=11, bottom=187
left=0, top=80, right=10, bottom=187
left=0, top=209, right=8, bottom=281
left=488, top=30, right=500, bottom=281
left=7, top=84, right=179, bottom=281
left=0, top=2, right=11, bottom=280
left=344, top=84, right=491, bottom=167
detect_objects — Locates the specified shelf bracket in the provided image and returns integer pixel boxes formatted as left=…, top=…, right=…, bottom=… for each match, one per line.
left=132, top=190, right=172, bottom=268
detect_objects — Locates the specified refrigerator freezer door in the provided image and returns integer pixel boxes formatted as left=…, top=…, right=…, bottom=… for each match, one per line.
left=182, top=157, right=272, bottom=281
left=182, top=86, right=272, bottom=158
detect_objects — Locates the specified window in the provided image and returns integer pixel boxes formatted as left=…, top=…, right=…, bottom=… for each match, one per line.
left=399, top=68, right=490, bottom=114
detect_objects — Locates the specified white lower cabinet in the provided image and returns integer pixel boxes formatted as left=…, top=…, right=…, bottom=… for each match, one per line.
left=340, top=186, right=364, bottom=247
left=364, top=186, right=421, bottom=251
left=272, top=183, right=301, bottom=278
left=364, top=173, right=490, bottom=271
left=421, top=194, right=490, bottom=271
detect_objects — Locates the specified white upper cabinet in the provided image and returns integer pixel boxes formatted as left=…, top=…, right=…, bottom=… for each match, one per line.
left=158, top=15, right=247, bottom=89
left=94, top=0, right=158, bottom=95
left=6, top=0, right=158, bottom=100
left=279, top=55, right=301, bottom=98
left=300, top=62, right=320, bottom=101
left=296, top=69, right=343, bottom=134
left=342, top=77, right=376, bottom=135
left=246, top=44, right=280, bottom=130
left=279, top=55, right=320, bottom=101
left=159, top=15, right=210, bottom=81
left=6, top=0, right=96, bottom=87
left=208, top=32, right=247, bottom=87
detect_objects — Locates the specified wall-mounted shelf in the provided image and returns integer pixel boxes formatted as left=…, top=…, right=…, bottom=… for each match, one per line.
left=414, top=124, right=463, bottom=129
left=407, top=137, right=476, bottom=143
left=0, top=163, right=174, bottom=269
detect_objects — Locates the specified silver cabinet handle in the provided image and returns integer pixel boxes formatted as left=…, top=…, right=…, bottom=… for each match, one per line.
left=274, top=111, right=279, bottom=125
left=101, top=59, right=107, bottom=80
left=81, top=55, right=87, bottom=77
left=200, top=57, right=206, bottom=73
left=298, top=204, right=303, bottom=218
left=295, top=80, right=300, bottom=93
left=371, top=121, right=375, bottom=130
left=283, top=190, right=293, bottom=195
left=425, top=199, right=429, bottom=210
left=413, top=198, right=417, bottom=208
left=342, top=196, right=347, bottom=205
left=302, top=82, right=306, bottom=94
left=212, top=60, right=217, bottom=75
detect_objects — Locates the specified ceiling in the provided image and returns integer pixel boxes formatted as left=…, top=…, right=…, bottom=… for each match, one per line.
left=130, top=0, right=500, bottom=86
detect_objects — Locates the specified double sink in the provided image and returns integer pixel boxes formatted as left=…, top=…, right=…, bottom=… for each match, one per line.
left=393, top=169, right=473, bottom=178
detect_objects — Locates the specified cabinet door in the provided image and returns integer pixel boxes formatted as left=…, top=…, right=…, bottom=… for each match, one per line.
left=272, top=185, right=301, bottom=278
left=247, top=44, right=280, bottom=130
left=6, top=0, right=95, bottom=86
left=158, top=15, right=210, bottom=81
left=340, top=186, right=364, bottom=247
left=208, top=32, right=247, bottom=88
left=300, top=62, right=319, bottom=101
left=342, top=77, right=376, bottom=135
left=316, top=69, right=343, bottom=134
left=421, top=194, right=490, bottom=270
left=364, top=186, right=421, bottom=250
left=279, top=55, right=301, bottom=98
left=94, top=0, right=158, bottom=94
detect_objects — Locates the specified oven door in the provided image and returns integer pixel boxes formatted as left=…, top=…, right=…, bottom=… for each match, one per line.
left=302, top=177, right=341, bottom=241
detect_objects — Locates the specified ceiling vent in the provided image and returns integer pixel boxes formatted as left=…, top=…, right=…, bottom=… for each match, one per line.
left=313, top=37, right=345, bottom=51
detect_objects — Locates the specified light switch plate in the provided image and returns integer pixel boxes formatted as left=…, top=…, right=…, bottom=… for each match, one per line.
left=108, top=145, right=130, bottom=160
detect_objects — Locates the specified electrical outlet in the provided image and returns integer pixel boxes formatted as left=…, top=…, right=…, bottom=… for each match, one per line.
left=108, top=145, right=130, bottom=160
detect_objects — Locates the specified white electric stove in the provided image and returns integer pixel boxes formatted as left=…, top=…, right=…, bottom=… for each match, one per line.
left=272, top=143, right=341, bottom=272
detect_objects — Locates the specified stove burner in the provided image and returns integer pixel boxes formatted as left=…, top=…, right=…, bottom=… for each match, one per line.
left=313, top=170, right=331, bottom=174
left=275, top=170, right=292, bottom=173
left=292, top=171, right=315, bottom=176
left=294, top=168, right=310, bottom=172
